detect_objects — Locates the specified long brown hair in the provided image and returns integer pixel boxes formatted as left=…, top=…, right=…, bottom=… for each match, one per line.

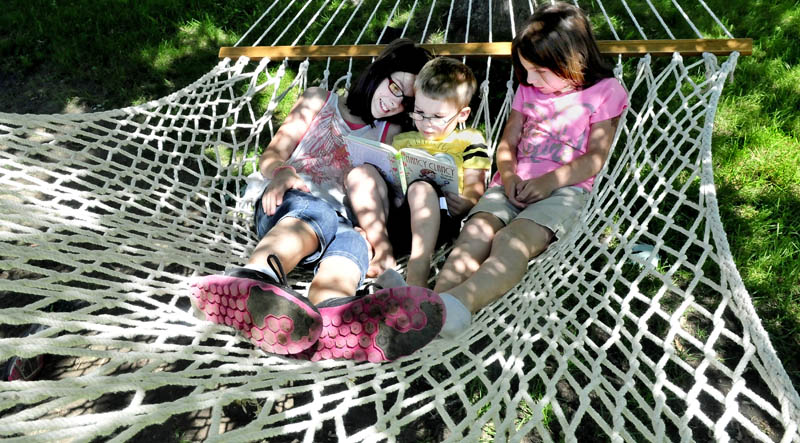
left=512, top=2, right=613, bottom=89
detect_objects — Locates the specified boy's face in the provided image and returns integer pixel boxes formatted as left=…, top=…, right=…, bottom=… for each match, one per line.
left=409, top=91, right=470, bottom=140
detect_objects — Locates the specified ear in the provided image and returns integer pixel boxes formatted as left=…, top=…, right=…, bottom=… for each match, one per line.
left=457, top=106, right=471, bottom=123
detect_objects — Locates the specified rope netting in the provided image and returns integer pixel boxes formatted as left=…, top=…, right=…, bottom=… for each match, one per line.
left=1, top=0, right=798, bottom=441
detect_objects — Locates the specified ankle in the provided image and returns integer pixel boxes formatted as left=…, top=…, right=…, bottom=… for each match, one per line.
left=243, top=263, right=279, bottom=282
left=438, top=292, right=472, bottom=339
left=406, top=257, right=431, bottom=286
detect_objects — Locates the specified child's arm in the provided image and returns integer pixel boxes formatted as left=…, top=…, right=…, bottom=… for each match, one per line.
left=445, top=168, right=486, bottom=217
left=496, top=110, right=525, bottom=206
left=258, top=87, right=328, bottom=215
left=515, top=116, right=620, bottom=204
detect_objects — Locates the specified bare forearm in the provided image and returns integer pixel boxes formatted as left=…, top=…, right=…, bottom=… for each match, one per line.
left=258, top=148, right=286, bottom=178
left=496, top=110, right=523, bottom=183
left=547, top=150, right=608, bottom=188
left=461, top=169, right=486, bottom=205
left=547, top=116, right=619, bottom=188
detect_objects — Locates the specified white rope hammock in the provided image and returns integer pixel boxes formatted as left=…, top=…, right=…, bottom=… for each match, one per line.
left=1, top=0, right=798, bottom=441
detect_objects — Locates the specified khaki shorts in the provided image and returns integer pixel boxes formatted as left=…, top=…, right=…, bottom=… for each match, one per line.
left=467, top=185, right=589, bottom=239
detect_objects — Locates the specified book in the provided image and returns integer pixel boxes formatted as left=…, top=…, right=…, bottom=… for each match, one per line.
left=344, top=134, right=459, bottom=198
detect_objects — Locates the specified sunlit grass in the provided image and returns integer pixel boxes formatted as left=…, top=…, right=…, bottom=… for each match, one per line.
left=146, top=19, right=235, bottom=73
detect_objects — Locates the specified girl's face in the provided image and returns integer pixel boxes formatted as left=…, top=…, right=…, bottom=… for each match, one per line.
left=519, top=55, right=575, bottom=95
left=371, top=72, right=415, bottom=119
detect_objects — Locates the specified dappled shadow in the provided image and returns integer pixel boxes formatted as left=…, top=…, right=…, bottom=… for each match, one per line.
left=0, top=0, right=255, bottom=113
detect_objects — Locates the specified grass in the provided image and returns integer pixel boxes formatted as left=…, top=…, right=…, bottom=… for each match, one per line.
left=1, top=0, right=798, bottom=437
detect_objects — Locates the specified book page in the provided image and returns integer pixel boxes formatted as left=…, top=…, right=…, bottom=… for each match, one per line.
left=400, top=149, right=459, bottom=195
left=344, top=135, right=405, bottom=196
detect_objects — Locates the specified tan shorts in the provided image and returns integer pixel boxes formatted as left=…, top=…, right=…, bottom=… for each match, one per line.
left=467, top=185, right=589, bottom=239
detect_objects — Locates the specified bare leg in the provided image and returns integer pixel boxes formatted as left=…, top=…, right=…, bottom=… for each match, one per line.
left=308, top=256, right=362, bottom=305
left=433, top=212, right=504, bottom=293
left=345, top=165, right=396, bottom=277
left=192, top=216, right=325, bottom=355
left=444, top=218, right=553, bottom=313
left=248, top=216, right=319, bottom=272
left=405, top=181, right=441, bottom=287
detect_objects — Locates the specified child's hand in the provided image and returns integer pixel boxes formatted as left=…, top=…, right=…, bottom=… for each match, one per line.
left=444, top=192, right=475, bottom=217
left=262, top=169, right=311, bottom=215
left=515, top=175, right=557, bottom=204
left=503, top=174, right=526, bottom=208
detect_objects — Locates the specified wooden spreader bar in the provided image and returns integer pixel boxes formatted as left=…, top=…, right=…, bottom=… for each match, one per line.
left=219, top=38, right=752, bottom=60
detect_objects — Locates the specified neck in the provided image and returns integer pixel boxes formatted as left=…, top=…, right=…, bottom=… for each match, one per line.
left=338, top=96, right=366, bottom=125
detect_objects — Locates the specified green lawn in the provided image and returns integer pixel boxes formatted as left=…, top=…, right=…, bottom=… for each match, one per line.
left=2, top=0, right=797, bottom=400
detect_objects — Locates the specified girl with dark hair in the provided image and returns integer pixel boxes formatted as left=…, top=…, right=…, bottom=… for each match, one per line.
left=430, top=2, right=629, bottom=338
left=191, top=39, right=445, bottom=363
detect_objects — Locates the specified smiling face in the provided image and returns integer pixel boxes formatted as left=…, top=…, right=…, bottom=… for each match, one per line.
left=409, top=91, right=470, bottom=140
left=518, top=54, right=575, bottom=95
left=370, top=72, right=416, bottom=119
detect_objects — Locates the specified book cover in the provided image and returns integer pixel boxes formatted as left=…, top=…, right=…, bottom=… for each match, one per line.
left=399, top=149, right=459, bottom=195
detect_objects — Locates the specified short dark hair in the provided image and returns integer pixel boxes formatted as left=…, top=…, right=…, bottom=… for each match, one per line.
left=346, top=38, right=432, bottom=128
left=512, top=2, right=613, bottom=89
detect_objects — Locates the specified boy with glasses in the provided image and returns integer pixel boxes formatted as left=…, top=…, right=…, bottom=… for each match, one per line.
left=346, top=57, right=491, bottom=288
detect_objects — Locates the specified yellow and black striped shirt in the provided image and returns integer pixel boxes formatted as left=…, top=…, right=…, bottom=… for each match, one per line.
left=392, top=128, right=491, bottom=194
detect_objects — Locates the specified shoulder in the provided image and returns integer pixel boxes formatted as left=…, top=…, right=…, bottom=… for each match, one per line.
left=513, top=83, right=540, bottom=99
left=584, top=78, right=628, bottom=121
left=295, top=88, right=336, bottom=115
left=383, top=125, right=407, bottom=144
left=302, top=87, right=331, bottom=100
left=298, top=87, right=332, bottom=110
left=586, top=77, right=627, bottom=100
left=449, top=128, right=486, bottom=146
left=391, top=130, right=421, bottom=145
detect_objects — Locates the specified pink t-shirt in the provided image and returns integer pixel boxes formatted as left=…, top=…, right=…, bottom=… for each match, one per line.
left=489, top=77, right=628, bottom=192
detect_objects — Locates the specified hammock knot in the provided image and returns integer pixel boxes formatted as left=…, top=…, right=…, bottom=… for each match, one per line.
left=479, top=79, right=490, bottom=97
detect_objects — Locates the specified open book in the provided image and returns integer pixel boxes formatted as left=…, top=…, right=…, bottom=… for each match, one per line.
left=344, top=134, right=459, bottom=197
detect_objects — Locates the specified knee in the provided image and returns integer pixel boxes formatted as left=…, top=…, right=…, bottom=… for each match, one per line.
left=459, top=214, right=502, bottom=243
left=407, top=180, right=435, bottom=197
left=492, top=222, right=551, bottom=260
left=346, top=165, right=385, bottom=191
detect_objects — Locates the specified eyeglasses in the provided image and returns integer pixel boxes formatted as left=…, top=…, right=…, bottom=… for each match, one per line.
left=408, top=111, right=459, bottom=127
left=387, top=77, right=406, bottom=98
left=387, top=77, right=414, bottom=110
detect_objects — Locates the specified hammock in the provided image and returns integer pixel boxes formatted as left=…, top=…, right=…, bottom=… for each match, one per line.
left=0, top=0, right=797, bottom=441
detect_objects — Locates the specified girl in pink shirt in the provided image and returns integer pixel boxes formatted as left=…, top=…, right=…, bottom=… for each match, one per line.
left=431, top=2, right=629, bottom=337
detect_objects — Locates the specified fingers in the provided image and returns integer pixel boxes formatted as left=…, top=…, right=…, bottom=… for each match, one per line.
left=262, top=186, right=285, bottom=216
left=509, top=197, right=528, bottom=209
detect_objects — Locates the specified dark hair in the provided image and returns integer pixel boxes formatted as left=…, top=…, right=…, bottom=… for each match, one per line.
left=346, top=38, right=432, bottom=128
left=512, top=2, right=613, bottom=89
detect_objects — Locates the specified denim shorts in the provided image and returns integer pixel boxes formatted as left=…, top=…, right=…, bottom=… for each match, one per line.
left=254, top=189, right=369, bottom=282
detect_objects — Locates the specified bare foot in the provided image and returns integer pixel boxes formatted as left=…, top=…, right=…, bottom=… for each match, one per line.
left=354, top=226, right=396, bottom=277
left=367, top=248, right=396, bottom=278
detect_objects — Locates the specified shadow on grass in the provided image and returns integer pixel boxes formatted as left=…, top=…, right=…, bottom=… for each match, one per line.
left=714, top=174, right=800, bottom=384
left=0, top=0, right=262, bottom=113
